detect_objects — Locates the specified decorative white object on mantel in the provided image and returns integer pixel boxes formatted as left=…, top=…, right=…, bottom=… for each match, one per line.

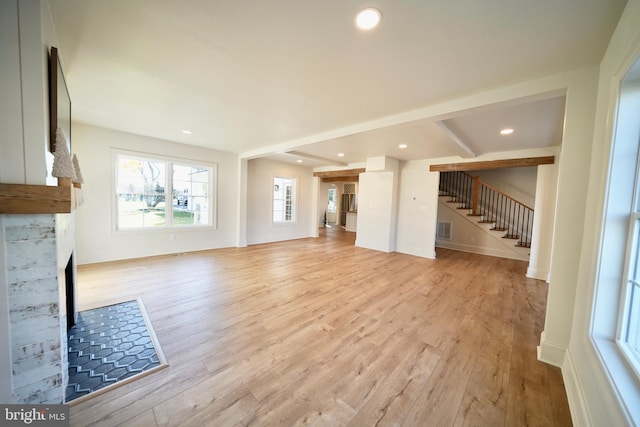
left=52, top=127, right=76, bottom=186
left=72, top=154, right=84, bottom=188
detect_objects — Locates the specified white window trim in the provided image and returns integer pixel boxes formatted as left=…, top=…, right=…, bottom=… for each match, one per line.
left=112, top=149, right=217, bottom=233
left=272, top=176, right=298, bottom=225
left=591, top=59, right=640, bottom=424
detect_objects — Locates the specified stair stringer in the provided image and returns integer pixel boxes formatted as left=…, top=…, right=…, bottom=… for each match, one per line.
left=436, top=197, right=530, bottom=261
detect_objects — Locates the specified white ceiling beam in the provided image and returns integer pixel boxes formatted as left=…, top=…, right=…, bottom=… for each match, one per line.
left=284, top=151, right=348, bottom=166
left=436, top=121, right=476, bottom=158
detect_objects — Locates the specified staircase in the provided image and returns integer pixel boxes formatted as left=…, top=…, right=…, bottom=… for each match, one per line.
left=438, top=171, right=534, bottom=250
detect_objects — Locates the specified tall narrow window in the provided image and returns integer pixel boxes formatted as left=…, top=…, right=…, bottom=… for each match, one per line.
left=328, top=188, right=337, bottom=213
left=115, top=153, right=215, bottom=230
left=273, top=177, right=296, bottom=223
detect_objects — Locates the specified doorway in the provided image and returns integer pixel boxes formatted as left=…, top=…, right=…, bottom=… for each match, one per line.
left=327, top=186, right=338, bottom=226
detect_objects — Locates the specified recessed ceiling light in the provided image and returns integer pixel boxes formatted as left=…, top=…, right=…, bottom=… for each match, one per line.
left=338, top=153, right=345, bottom=157
left=500, top=128, right=514, bottom=135
left=181, top=129, right=193, bottom=135
left=356, top=8, right=382, bottom=30
left=296, top=159, right=303, bottom=163
left=398, top=144, right=408, bottom=149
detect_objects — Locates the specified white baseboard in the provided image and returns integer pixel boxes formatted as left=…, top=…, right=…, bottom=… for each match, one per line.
left=526, top=266, right=549, bottom=281
left=436, top=241, right=528, bottom=261
left=562, top=350, right=591, bottom=427
left=537, top=330, right=566, bottom=367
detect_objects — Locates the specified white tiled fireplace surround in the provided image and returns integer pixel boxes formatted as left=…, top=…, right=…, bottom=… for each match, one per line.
left=3, top=213, right=76, bottom=403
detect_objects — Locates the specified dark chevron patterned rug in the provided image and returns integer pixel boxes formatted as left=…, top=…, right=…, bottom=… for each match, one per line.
left=65, top=300, right=165, bottom=403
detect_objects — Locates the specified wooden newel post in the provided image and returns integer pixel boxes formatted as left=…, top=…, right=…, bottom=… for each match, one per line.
left=472, top=176, right=480, bottom=215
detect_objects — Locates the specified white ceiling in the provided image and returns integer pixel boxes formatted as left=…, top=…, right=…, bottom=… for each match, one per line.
left=47, top=0, right=626, bottom=168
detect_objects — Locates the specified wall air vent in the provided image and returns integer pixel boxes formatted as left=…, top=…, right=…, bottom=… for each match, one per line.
left=437, top=221, right=452, bottom=240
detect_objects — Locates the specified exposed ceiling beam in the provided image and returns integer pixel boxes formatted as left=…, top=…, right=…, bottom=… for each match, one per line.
left=313, top=168, right=366, bottom=178
left=322, top=176, right=359, bottom=183
left=436, top=121, right=476, bottom=158
left=429, top=156, right=554, bottom=172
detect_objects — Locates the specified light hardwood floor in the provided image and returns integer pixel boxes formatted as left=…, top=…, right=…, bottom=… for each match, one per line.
left=70, top=227, right=572, bottom=426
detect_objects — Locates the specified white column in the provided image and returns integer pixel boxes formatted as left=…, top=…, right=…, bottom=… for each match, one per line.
left=236, top=158, right=248, bottom=247
left=538, top=66, right=600, bottom=366
left=356, top=157, right=400, bottom=252
left=527, top=163, right=559, bottom=281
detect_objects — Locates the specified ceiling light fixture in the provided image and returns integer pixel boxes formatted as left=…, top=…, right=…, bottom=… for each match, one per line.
left=181, top=129, right=193, bottom=135
left=296, top=159, right=303, bottom=163
left=338, top=153, right=345, bottom=157
left=398, top=144, right=408, bottom=149
left=500, top=128, right=514, bottom=135
left=356, top=8, right=382, bottom=30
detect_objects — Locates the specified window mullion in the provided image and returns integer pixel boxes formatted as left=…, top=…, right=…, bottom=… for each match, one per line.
left=167, top=161, right=173, bottom=227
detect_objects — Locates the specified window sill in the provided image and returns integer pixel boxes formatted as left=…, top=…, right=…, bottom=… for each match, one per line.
left=115, top=224, right=216, bottom=234
left=592, top=336, right=640, bottom=424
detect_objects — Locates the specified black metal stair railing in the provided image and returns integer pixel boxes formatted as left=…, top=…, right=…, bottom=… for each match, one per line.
left=438, top=171, right=534, bottom=248
left=438, top=170, right=474, bottom=209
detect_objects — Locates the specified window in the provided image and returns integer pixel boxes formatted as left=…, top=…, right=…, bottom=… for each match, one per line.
left=619, top=152, right=640, bottom=375
left=328, top=188, right=337, bottom=213
left=591, top=54, right=640, bottom=422
left=172, top=164, right=210, bottom=226
left=115, top=153, right=215, bottom=230
left=273, top=177, right=296, bottom=223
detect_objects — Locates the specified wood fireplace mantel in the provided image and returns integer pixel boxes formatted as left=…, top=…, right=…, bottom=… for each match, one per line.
left=0, top=183, right=83, bottom=214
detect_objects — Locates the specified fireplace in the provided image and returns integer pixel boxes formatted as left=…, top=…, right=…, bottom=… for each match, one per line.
left=65, top=254, right=76, bottom=331
left=3, top=212, right=76, bottom=404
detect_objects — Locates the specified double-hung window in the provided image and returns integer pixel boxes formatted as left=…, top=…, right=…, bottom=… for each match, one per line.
left=273, top=176, right=296, bottom=223
left=593, top=56, right=640, bottom=422
left=612, top=65, right=640, bottom=380
left=115, top=152, right=215, bottom=230
left=619, top=155, right=640, bottom=376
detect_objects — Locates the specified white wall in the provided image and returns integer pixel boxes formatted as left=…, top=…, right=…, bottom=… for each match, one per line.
left=356, top=157, right=400, bottom=253
left=396, top=160, right=439, bottom=259
left=246, top=158, right=316, bottom=245
left=561, top=0, right=640, bottom=424
left=0, top=0, right=54, bottom=185
left=0, top=1, right=24, bottom=185
left=474, top=166, right=538, bottom=209
left=436, top=201, right=529, bottom=261
left=73, top=123, right=239, bottom=264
